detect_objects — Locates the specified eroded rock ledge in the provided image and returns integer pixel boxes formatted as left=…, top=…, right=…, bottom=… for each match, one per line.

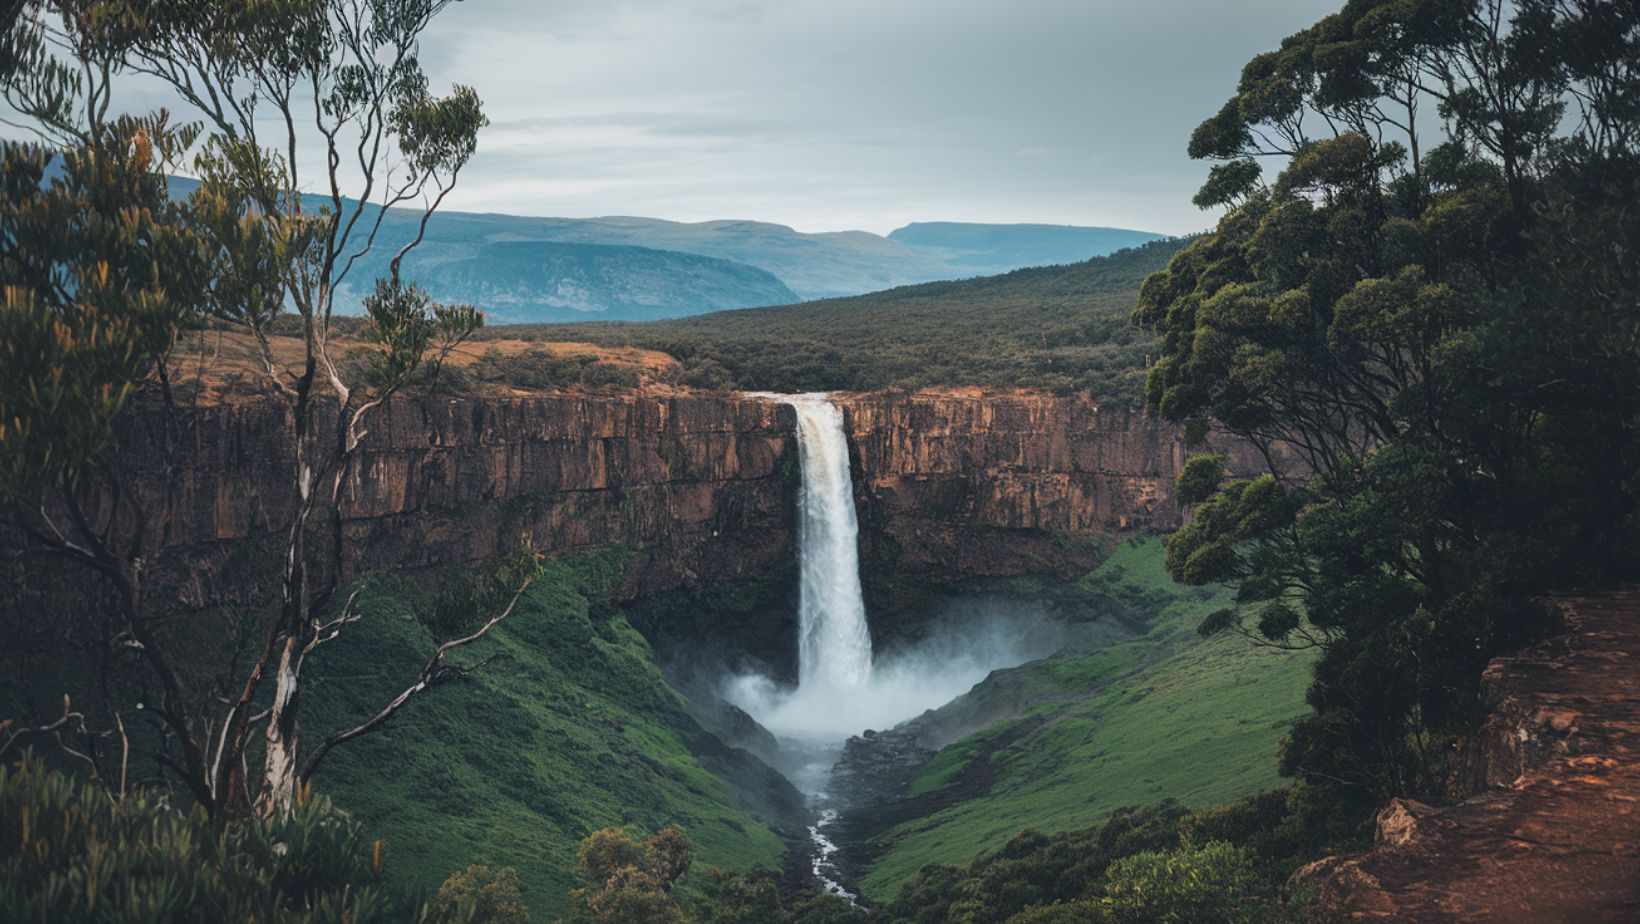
left=1295, top=588, right=1640, bottom=923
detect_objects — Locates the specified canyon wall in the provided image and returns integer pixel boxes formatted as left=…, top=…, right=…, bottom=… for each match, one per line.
left=126, top=392, right=793, bottom=609
left=120, top=388, right=1248, bottom=611
left=839, top=391, right=1261, bottom=579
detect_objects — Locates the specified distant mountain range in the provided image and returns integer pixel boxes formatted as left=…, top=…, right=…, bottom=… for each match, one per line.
left=156, top=174, right=1166, bottom=321
left=887, top=222, right=1167, bottom=276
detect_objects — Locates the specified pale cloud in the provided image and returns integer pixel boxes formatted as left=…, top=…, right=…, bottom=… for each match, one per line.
left=8, top=0, right=1343, bottom=236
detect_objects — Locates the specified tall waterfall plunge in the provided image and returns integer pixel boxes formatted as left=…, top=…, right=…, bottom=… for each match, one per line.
left=787, top=394, right=874, bottom=689
left=724, top=394, right=1070, bottom=900
left=726, top=393, right=1060, bottom=780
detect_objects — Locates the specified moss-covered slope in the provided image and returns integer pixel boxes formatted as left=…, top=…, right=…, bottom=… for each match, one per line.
left=853, top=538, right=1316, bottom=901
left=302, top=552, right=800, bottom=918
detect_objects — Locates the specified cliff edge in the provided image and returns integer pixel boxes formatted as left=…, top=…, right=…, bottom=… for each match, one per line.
left=1297, top=588, right=1640, bottom=922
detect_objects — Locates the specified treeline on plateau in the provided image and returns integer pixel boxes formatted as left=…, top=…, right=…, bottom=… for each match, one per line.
left=498, top=239, right=1188, bottom=403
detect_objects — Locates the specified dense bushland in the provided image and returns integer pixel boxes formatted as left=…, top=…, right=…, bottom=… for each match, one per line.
left=0, top=757, right=454, bottom=923
left=490, top=239, right=1188, bottom=402
left=1137, top=0, right=1640, bottom=812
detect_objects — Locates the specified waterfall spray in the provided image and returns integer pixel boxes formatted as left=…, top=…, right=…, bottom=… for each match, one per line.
left=785, top=394, right=873, bottom=689
left=728, top=393, right=1058, bottom=790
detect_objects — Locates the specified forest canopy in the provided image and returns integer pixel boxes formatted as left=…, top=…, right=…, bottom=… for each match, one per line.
left=493, top=238, right=1188, bottom=403
left=1135, top=0, right=1640, bottom=806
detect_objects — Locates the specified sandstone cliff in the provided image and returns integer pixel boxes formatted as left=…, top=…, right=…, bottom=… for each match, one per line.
left=125, top=391, right=793, bottom=609
left=838, top=391, right=1261, bottom=578
left=118, top=388, right=1244, bottom=612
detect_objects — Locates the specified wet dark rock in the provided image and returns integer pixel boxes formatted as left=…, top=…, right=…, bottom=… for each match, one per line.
left=827, top=728, right=935, bottom=809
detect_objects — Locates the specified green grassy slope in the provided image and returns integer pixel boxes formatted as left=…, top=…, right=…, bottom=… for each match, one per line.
left=486, top=238, right=1190, bottom=402
left=857, top=537, right=1316, bottom=901
left=302, top=552, right=795, bottom=918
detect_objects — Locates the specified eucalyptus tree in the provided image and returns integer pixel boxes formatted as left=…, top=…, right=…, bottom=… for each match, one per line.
left=1135, top=0, right=1640, bottom=803
left=1, top=0, right=531, bottom=819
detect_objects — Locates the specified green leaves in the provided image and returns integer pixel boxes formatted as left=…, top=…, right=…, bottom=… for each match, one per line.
left=361, top=277, right=482, bottom=391
left=1145, top=0, right=1640, bottom=801
left=1192, top=158, right=1263, bottom=209
left=0, top=121, right=205, bottom=499
left=393, top=83, right=487, bottom=178
left=570, top=826, right=694, bottom=923
left=1101, top=840, right=1265, bottom=924
left=1164, top=474, right=1296, bottom=587
left=1176, top=454, right=1227, bottom=505
left=0, top=756, right=419, bottom=923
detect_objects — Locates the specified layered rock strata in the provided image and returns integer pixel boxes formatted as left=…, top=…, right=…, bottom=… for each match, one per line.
left=114, top=388, right=1246, bottom=610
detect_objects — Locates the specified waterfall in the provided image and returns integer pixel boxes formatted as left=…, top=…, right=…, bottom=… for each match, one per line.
left=784, top=394, right=873, bottom=689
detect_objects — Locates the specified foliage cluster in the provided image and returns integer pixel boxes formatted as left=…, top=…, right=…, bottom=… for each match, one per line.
left=433, top=866, right=530, bottom=924
left=569, top=826, right=693, bottom=923
left=491, top=240, right=1187, bottom=402
left=1138, top=0, right=1640, bottom=804
left=878, top=790, right=1338, bottom=924
left=0, top=756, right=463, bottom=923
left=466, top=347, right=642, bottom=392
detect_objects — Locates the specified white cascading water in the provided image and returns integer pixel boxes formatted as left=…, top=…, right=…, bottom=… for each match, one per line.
left=729, top=394, right=1055, bottom=746
left=728, top=392, right=1061, bottom=901
left=786, top=393, right=874, bottom=689
left=724, top=392, right=1056, bottom=905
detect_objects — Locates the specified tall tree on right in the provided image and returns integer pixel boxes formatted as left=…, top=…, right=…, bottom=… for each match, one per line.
left=1134, top=0, right=1640, bottom=807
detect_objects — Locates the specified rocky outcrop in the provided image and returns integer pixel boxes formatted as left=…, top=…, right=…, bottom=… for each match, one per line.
left=1293, top=588, right=1640, bottom=922
left=118, top=388, right=1246, bottom=612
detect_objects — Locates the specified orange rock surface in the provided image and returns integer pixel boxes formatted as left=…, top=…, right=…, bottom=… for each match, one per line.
left=1297, top=589, right=1640, bottom=923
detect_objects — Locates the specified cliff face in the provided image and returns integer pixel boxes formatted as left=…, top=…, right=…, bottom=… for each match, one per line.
left=124, top=389, right=1238, bottom=611
left=130, top=392, right=795, bottom=609
left=838, top=391, right=1260, bottom=578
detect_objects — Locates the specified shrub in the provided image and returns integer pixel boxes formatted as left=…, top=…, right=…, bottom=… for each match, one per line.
left=583, top=362, right=641, bottom=390
left=1197, top=608, right=1239, bottom=637
left=433, top=864, right=529, bottom=924
left=679, top=357, right=735, bottom=391
left=569, top=826, right=693, bottom=923
left=0, top=756, right=419, bottom=923
left=1100, top=840, right=1265, bottom=924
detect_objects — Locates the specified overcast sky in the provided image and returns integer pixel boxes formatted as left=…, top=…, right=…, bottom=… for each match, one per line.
left=20, top=0, right=1342, bottom=237
left=409, top=0, right=1343, bottom=236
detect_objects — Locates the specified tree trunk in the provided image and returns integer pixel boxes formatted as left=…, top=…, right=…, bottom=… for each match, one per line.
left=259, top=635, right=305, bottom=816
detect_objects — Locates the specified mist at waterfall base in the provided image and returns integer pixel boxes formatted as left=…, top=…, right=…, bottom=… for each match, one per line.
left=725, top=598, right=1063, bottom=740
left=727, top=393, right=1064, bottom=795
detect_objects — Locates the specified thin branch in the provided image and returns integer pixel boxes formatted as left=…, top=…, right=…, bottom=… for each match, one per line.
left=297, top=572, right=534, bottom=783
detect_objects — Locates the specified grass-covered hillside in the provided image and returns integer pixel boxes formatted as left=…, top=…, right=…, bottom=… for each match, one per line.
left=855, top=537, right=1316, bottom=901
left=487, top=238, right=1190, bottom=402
left=300, top=551, right=801, bottom=918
